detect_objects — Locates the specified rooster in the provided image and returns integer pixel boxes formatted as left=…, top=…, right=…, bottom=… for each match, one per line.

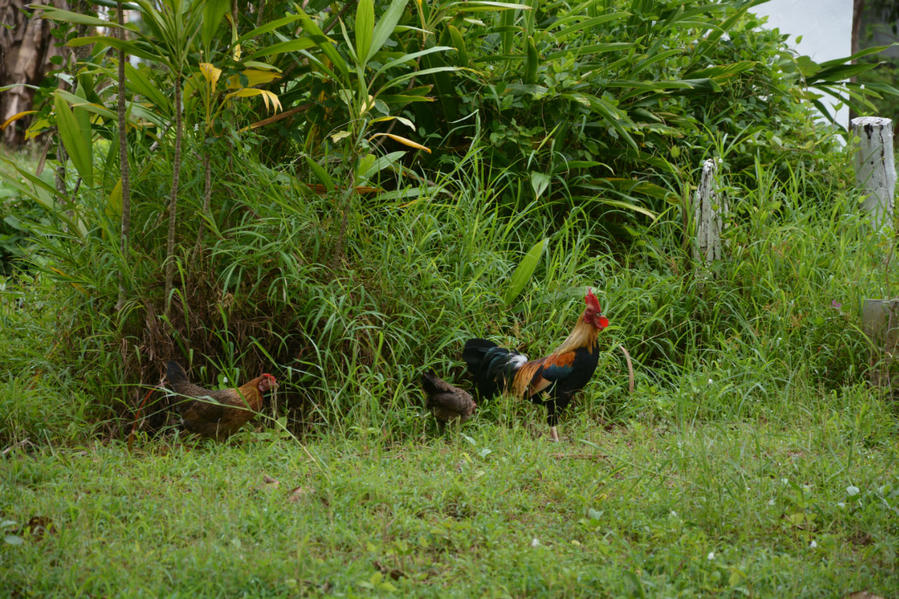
left=420, top=370, right=477, bottom=424
left=462, top=289, right=609, bottom=441
left=165, top=361, right=278, bottom=439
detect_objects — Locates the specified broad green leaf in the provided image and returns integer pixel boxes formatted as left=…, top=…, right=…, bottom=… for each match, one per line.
left=108, top=178, right=123, bottom=219
left=447, top=25, right=468, bottom=67
left=237, top=13, right=307, bottom=44
left=54, top=92, right=93, bottom=187
left=200, top=0, right=230, bottom=49
left=355, top=0, right=375, bottom=67
left=503, top=238, right=547, bottom=305
left=226, top=69, right=280, bottom=89
left=357, top=151, right=405, bottom=180
left=530, top=171, right=550, bottom=199
left=366, top=0, right=409, bottom=64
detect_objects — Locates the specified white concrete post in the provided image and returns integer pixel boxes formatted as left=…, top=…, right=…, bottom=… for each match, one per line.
left=851, top=117, right=896, bottom=230
left=693, top=158, right=725, bottom=263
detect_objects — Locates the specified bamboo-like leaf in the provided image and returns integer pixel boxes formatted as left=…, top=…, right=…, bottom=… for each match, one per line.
left=67, top=35, right=163, bottom=63
left=34, top=5, right=136, bottom=30
left=355, top=0, right=375, bottom=67
left=547, top=42, right=632, bottom=61
left=503, top=237, right=547, bottom=305
left=295, top=8, right=349, bottom=78
left=458, top=2, right=531, bottom=12
left=367, top=0, right=409, bottom=63
left=550, top=11, right=630, bottom=40
left=376, top=65, right=461, bottom=96
left=525, top=36, right=538, bottom=84
left=237, top=13, right=307, bottom=44
left=247, top=38, right=316, bottom=60
left=563, top=92, right=638, bottom=153
left=53, top=92, right=93, bottom=186
left=124, top=63, right=171, bottom=113
left=375, top=46, right=455, bottom=77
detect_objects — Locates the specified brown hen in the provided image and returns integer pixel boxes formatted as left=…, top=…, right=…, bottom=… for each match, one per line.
left=166, top=361, right=277, bottom=439
left=420, top=370, right=477, bottom=423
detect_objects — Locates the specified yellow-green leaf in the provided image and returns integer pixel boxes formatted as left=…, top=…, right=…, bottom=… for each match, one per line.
left=504, top=238, right=547, bottom=305
left=0, top=110, right=36, bottom=130
left=368, top=132, right=430, bottom=153
left=224, top=88, right=282, bottom=113
left=107, top=178, right=123, bottom=219
left=199, top=63, right=222, bottom=87
left=226, top=68, right=280, bottom=89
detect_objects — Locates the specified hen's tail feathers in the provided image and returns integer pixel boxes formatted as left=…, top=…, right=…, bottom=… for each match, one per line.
left=462, top=338, right=527, bottom=400
left=166, top=361, right=189, bottom=387
left=420, top=370, right=450, bottom=396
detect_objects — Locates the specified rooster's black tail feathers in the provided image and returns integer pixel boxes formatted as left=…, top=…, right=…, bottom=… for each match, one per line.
left=462, top=338, right=527, bottom=400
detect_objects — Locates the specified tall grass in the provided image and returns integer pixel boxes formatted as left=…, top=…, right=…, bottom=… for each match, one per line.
left=2, top=133, right=896, bottom=445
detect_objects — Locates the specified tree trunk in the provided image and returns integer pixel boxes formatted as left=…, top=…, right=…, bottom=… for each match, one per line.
left=116, top=1, right=131, bottom=312
left=0, top=0, right=68, bottom=146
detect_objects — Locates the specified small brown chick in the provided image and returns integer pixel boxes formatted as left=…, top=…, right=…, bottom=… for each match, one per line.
left=420, top=370, right=476, bottom=423
left=166, top=361, right=278, bottom=440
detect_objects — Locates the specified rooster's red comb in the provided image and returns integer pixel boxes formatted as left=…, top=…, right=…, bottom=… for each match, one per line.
left=585, top=288, right=601, bottom=311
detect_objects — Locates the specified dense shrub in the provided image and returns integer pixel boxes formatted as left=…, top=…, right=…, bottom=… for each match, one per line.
left=1, top=0, right=894, bottom=439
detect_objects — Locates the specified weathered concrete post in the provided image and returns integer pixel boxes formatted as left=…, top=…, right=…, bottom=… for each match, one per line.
left=693, top=158, right=725, bottom=264
left=851, top=116, right=896, bottom=230
left=853, top=117, right=899, bottom=390
left=862, top=298, right=899, bottom=390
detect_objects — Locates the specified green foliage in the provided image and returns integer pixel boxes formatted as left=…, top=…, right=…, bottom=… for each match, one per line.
left=1, top=0, right=895, bottom=443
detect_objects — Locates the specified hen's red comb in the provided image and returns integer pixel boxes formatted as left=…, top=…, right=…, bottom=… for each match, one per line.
left=585, top=288, right=601, bottom=311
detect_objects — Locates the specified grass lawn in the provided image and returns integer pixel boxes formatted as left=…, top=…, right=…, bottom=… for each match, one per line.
left=2, top=391, right=896, bottom=598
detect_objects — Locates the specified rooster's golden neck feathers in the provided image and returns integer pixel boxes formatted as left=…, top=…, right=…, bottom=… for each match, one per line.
left=554, top=311, right=601, bottom=355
